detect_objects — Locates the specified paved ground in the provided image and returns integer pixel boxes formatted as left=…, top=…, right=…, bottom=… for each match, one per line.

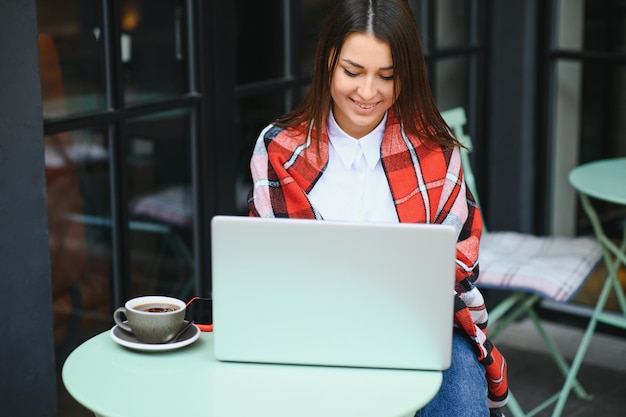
left=496, top=318, right=626, bottom=417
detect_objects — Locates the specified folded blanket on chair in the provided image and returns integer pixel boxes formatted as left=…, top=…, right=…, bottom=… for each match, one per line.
left=477, top=232, right=603, bottom=302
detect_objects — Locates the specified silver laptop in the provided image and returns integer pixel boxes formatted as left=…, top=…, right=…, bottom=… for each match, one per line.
left=210, top=215, right=457, bottom=370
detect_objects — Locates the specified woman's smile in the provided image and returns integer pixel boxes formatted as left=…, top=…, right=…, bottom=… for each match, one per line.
left=352, top=99, right=379, bottom=110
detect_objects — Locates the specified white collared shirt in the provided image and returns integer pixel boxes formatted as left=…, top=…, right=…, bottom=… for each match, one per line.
left=308, top=111, right=398, bottom=223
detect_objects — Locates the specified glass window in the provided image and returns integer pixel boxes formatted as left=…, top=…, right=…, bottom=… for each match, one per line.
left=37, top=0, right=106, bottom=118
left=45, top=127, right=113, bottom=347
left=554, top=0, right=585, bottom=50
left=39, top=2, right=202, bottom=416
left=122, top=0, right=190, bottom=103
left=126, top=109, right=195, bottom=300
left=434, top=56, right=470, bottom=111
left=549, top=0, right=626, bottom=236
left=582, top=0, right=626, bottom=53
left=296, top=0, right=335, bottom=75
left=235, top=0, right=285, bottom=84
left=436, top=0, right=471, bottom=49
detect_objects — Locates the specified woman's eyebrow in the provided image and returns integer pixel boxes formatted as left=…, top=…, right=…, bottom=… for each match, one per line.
left=341, top=58, right=394, bottom=70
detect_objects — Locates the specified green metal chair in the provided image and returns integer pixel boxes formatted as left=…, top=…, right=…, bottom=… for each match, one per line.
left=441, top=107, right=603, bottom=417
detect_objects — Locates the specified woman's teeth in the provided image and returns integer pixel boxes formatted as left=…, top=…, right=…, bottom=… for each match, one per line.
left=355, top=101, right=375, bottom=109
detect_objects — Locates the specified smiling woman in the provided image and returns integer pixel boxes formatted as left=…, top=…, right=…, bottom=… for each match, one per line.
left=246, top=1, right=508, bottom=416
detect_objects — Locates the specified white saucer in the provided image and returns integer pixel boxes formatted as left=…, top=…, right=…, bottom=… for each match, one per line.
left=110, top=321, right=201, bottom=352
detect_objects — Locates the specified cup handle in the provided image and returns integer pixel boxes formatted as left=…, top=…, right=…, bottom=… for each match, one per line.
left=113, top=307, right=133, bottom=333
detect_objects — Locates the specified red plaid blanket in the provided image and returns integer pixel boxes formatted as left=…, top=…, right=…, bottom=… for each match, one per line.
left=248, top=112, right=508, bottom=409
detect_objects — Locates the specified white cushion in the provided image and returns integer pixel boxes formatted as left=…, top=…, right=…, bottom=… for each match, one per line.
left=476, top=231, right=603, bottom=302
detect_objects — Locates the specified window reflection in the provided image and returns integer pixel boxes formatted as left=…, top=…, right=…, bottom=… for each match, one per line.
left=436, top=0, right=471, bottom=49
left=435, top=56, right=469, bottom=111
left=122, top=0, right=189, bottom=103
left=45, top=128, right=112, bottom=348
left=37, top=0, right=189, bottom=117
left=37, top=0, right=106, bottom=118
left=296, top=0, right=335, bottom=75
left=550, top=0, right=626, bottom=236
left=126, top=110, right=195, bottom=300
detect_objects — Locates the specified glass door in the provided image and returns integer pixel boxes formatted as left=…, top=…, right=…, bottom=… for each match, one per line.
left=37, top=1, right=207, bottom=415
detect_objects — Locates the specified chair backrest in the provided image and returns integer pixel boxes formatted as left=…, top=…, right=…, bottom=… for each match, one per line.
left=440, top=107, right=486, bottom=232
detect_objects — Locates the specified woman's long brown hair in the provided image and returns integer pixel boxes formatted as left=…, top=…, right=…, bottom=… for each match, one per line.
left=274, top=0, right=460, bottom=149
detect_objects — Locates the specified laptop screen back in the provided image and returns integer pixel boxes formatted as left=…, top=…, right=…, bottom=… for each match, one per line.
left=211, top=215, right=457, bottom=370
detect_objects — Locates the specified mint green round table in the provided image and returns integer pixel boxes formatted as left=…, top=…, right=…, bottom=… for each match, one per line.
left=558, top=157, right=626, bottom=417
left=569, top=157, right=626, bottom=206
left=62, top=331, right=442, bottom=417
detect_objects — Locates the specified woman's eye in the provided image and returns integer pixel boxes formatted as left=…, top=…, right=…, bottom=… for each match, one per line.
left=343, top=69, right=358, bottom=77
left=381, top=74, right=395, bottom=81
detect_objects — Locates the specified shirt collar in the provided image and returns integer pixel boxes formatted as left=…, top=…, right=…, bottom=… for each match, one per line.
left=327, top=110, right=387, bottom=169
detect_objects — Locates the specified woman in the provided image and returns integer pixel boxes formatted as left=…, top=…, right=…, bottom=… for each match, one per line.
left=248, top=0, right=508, bottom=415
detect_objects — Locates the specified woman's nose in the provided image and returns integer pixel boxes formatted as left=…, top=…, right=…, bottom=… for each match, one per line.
left=357, top=77, right=376, bottom=100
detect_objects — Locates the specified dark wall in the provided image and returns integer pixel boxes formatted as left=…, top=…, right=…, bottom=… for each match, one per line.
left=0, top=1, right=57, bottom=416
left=486, top=0, right=539, bottom=233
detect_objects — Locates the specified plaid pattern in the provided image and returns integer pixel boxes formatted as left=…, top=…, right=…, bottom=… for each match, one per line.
left=477, top=232, right=602, bottom=302
left=249, top=112, right=509, bottom=410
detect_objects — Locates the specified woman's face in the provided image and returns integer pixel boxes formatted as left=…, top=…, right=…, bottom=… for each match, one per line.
left=330, top=32, right=397, bottom=139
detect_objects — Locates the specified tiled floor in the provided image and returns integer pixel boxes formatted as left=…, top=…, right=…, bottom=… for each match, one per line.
left=57, top=317, right=626, bottom=417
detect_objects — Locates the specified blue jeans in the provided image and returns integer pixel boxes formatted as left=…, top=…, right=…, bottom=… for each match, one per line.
left=415, top=329, right=489, bottom=417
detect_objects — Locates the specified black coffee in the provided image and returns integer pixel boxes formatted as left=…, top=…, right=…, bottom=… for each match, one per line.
left=135, top=303, right=180, bottom=313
